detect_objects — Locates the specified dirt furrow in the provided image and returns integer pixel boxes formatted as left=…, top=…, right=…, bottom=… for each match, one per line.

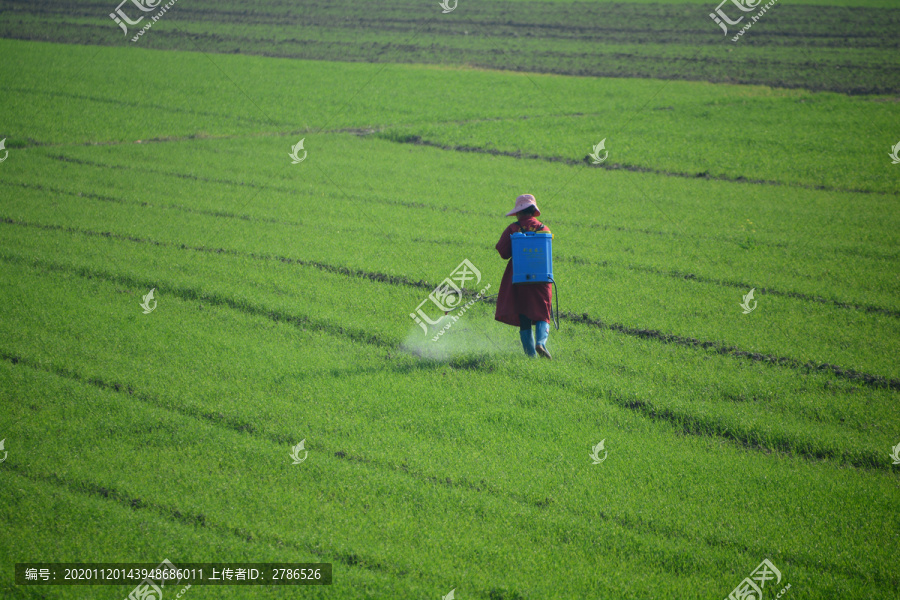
left=0, top=462, right=394, bottom=575
left=565, top=312, right=900, bottom=392
left=396, top=135, right=887, bottom=196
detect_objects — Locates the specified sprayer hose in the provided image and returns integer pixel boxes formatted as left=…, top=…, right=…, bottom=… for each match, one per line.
left=551, top=278, right=559, bottom=330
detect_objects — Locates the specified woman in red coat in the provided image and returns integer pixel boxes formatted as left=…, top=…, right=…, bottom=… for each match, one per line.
left=495, top=194, right=553, bottom=359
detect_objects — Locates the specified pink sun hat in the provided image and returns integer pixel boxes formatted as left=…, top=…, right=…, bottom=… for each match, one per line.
left=505, top=194, right=541, bottom=217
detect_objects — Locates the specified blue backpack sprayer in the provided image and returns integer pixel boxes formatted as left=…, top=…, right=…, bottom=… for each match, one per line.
left=510, top=231, right=559, bottom=329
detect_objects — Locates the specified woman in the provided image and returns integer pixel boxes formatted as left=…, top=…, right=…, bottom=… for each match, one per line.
left=494, top=194, right=553, bottom=359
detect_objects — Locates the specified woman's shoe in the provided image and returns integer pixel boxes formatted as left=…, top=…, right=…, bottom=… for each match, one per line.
left=535, top=321, right=551, bottom=359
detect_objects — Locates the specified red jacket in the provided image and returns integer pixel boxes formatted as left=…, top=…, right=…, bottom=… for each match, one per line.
left=494, top=216, right=553, bottom=326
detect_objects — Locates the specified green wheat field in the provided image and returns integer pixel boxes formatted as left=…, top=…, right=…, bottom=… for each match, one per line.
left=0, top=0, right=898, bottom=598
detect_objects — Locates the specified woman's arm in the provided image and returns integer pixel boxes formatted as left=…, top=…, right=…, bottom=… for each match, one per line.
left=496, top=224, right=513, bottom=259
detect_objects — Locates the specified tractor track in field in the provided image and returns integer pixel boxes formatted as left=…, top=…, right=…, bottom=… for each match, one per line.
left=0, top=180, right=303, bottom=228
left=2, top=216, right=898, bottom=394
left=4, top=85, right=275, bottom=127
left=4, top=207, right=898, bottom=321
left=1, top=463, right=401, bottom=577
left=604, top=391, right=884, bottom=470
left=0, top=245, right=396, bottom=349
left=563, top=311, right=900, bottom=393
left=1, top=353, right=891, bottom=585
left=24, top=125, right=894, bottom=196
left=0, top=348, right=725, bottom=568
left=395, top=135, right=889, bottom=196
left=22, top=125, right=898, bottom=197
left=7, top=173, right=900, bottom=318
left=44, top=153, right=263, bottom=188
left=589, top=262, right=900, bottom=319
left=0, top=216, right=435, bottom=291
left=31, top=155, right=900, bottom=276
left=52, top=121, right=880, bottom=199
left=0, top=346, right=585, bottom=515
left=7, top=111, right=596, bottom=149
left=39, top=149, right=900, bottom=263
